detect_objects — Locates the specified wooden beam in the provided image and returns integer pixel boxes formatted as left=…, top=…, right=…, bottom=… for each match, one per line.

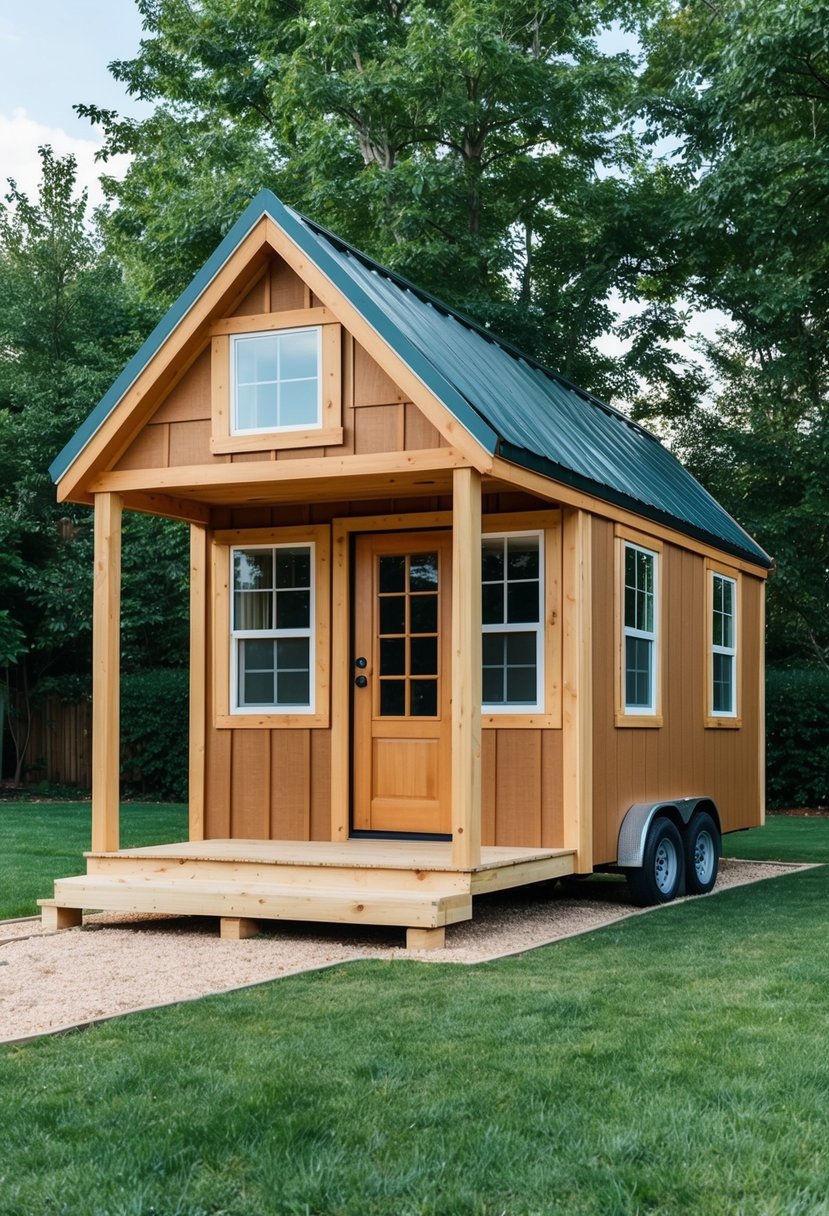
left=40, top=904, right=83, bottom=931
left=121, top=490, right=210, bottom=525
left=561, top=508, right=593, bottom=872
left=489, top=456, right=771, bottom=579
left=451, top=467, right=482, bottom=869
left=189, top=524, right=208, bottom=842
left=406, top=926, right=445, bottom=951
left=220, top=917, right=260, bottom=940
left=91, top=492, right=122, bottom=854
left=330, top=520, right=351, bottom=842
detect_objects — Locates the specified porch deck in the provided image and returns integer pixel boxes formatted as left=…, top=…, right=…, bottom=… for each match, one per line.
left=39, top=838, right=576, bottom=949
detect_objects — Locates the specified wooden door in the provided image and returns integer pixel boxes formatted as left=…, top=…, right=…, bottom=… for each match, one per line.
left=353, top=532, right=452, bottom=835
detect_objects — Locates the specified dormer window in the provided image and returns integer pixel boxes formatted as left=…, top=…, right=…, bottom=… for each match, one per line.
left=232, top=327, right=321, bottom=434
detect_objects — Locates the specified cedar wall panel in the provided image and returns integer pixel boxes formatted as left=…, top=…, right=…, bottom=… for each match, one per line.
left=590, top=516, right=763, bottom=865
left=482, top=727, right=564, bottom=849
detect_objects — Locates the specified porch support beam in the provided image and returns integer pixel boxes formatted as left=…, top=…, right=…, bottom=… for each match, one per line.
left=451, top=466, right=482, bottom=869
left=188, top=523, right=208, bottom=842
left=561, top=507, right=593, bottom=871
left=91, top=492, right=123, bottom=854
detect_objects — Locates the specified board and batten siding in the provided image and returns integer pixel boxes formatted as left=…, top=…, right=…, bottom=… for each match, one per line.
left=590, top=516, right=763, bottom=865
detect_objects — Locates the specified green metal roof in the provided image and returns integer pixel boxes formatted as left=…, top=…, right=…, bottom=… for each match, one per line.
left=51, top=190, right=771, bottom=569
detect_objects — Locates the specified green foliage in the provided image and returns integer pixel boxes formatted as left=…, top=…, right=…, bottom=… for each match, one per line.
left=120, top=668, right=189, bottom=801
left=82, top=0, right=700, bottom=403
left=766, top=669, right=829, bottom=809
left=2, top=849, right=829, bottom=1212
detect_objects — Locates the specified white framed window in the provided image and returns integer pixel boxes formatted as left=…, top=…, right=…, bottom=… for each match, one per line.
left=623, top=541, right=659, bottom=714
left=711, top=571, right=737, bottom=717
left=231, top=543, right=315, bottom=713
left=231, top=327, right=321, bottom=435
left=481, top=531, right=544, bottom=712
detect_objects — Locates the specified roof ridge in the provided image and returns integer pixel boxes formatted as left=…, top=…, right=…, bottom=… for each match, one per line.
left=291, top=206, right=662, bottom=447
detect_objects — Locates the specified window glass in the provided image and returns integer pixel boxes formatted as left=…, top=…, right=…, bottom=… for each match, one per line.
left=481, top=533, right=543, bottom=710
left=232, top=329, right=321, bottom=433
left=711, top=572, right=737, bottom=716
left=232, top=544, right=314, bottom=711
left=623, top=543, right=658, bottom=713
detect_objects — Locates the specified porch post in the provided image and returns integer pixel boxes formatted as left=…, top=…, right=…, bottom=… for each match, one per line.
left=188, top=523, right=208, bottom=842
left=561, top=507, right=593, bottom=872
left=91, top=492, right=122, bottom=853
left=451, top=466, right=482, bottom=869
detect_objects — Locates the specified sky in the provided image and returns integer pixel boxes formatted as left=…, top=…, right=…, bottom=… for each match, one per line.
left=0, top=0, right=146, bottom=204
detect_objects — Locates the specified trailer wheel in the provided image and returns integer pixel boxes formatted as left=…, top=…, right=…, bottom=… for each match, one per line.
left=626, top=818, right=683, bottom=907
left=683, top=812, right=720, bottom=895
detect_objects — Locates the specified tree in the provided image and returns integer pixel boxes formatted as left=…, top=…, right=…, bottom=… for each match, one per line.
left=634, top=0, right=829, bottom=667
left=82, top=0, right=699, bottom=402
left=0, top=147, right=189, bottom=783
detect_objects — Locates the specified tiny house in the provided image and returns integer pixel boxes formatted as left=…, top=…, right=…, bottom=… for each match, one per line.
left=40, top=192, right=771, bottom=947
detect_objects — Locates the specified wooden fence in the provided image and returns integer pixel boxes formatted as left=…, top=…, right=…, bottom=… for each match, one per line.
left=18, top=696, right=92, bottom=788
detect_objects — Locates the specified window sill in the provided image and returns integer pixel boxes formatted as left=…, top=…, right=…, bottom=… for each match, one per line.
left=615, top=712, right=663, bottom=729
left=210, top=426, right=344, bottom=455
left=704, top=716, right=742, bottom=730
left=482, top=712, right=560, bottom=729
left=215, top=711, right=329, bottom=729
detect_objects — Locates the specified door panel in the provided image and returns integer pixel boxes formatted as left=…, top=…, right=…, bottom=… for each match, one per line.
left=353, top=532, right=452, bottom=834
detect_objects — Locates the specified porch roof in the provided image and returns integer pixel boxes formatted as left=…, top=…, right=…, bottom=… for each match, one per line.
left=50, top=190, right=771, bottom=569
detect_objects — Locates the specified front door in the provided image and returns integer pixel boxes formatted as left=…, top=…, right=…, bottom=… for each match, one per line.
left=352, top=532, right=452, bottom=835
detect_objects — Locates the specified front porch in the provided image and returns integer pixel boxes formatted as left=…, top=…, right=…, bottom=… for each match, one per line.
left=39, top=838, right=576, bottom=949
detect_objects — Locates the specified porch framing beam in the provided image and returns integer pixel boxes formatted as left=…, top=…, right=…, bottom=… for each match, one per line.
left=451, top=466, right=482, bottom=868
left=561, top=507, right=593, bottom=871
left=91, top=491, right=122, bottom=853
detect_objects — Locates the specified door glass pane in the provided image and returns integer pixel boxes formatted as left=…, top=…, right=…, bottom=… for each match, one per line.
left=379, top=555, right=405, bottom=593
left=380, top=596, right=406, bottom=635
left=380, top=680, right=406, bottom=717
left=380, top=637, right=406, bottom=676
left=410, top=636, right=437, bottom=676
left=409, top=553, right=438, bottom=591
left=409, top=595, right=437, bottom=634
left=410, top=680, right=437, bottom=717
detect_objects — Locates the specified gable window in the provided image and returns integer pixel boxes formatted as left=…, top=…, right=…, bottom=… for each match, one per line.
left=708, top=567, right=739, bottom=722
left=481, top=532, right=543, bottom=712
left=232, top=328, right=321, bottom=434
left=621, top=539, right=660, bottom=718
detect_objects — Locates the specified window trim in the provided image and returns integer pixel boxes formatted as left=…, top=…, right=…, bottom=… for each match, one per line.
left=209, top=307, right=343, bottom=455
left=615, top=525, right=663, bottom=728
left=705, top=559, right=742, bottom=728
left=481, top=529, right=545, bottom=715
left=481, top=512, right=561, bottom=729
left=211, top=525, right=330, bottom=729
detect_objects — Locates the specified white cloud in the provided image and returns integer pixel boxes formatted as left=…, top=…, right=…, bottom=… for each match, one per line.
left=0, top=107, right=129, bottom=210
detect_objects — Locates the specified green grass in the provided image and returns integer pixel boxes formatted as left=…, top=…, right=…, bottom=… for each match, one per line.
left=0, top=815, right=827, bottom=1214
left=723, top=812, right=829, bottom=863
left=0, top=801, right=187, bottom=918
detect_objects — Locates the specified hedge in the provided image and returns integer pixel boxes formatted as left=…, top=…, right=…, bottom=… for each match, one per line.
left=766, top=668, right=829, bottom=809
left=120, top=667, right=189, bottom=802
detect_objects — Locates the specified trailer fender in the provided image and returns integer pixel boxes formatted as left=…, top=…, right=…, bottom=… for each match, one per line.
left=617, top=798, right=721, bottom=868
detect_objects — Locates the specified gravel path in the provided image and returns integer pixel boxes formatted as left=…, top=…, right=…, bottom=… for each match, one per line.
left=0, top=859, right=810, bottom=1044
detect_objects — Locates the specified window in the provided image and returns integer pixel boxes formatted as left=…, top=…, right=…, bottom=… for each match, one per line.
left=231, top=328, right=321, bottom=434
left=622, top=541, right=659, bottom=716
left=481, top=532, right=543, bottom=711
left=710, top=570, right=738, bottom=719
left=231, top=544, right=314, bottom=712
left=211, top=525, right=330, bottom=727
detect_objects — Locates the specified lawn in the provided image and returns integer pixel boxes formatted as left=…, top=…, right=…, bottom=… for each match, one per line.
left=0, top=814, right=827, bottom=1214
left=0, top=801, right=187, bottom=918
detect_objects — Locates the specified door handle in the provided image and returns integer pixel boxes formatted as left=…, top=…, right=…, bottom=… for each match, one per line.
left=354, top=675, right=368, bottom=688
left=355, top=656, right=367, bottom=668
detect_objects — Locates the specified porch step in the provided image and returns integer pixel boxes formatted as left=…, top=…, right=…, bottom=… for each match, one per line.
left=40, top=875, right=473, bottom=930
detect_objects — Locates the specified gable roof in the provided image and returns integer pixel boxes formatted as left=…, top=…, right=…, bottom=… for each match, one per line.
left=51, top=189, right=771, bottom=569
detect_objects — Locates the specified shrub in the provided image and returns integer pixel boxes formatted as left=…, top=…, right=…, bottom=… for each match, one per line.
left=120, top=668, right=188, bottom=801
left=766, top=668, right=829, bottom=809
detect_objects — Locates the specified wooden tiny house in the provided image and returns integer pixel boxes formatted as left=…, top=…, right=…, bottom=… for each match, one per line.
left=40, top=192, right=771, bottom=945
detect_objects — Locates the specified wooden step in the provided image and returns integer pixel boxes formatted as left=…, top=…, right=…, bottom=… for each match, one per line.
left=40, top=875, right=473, bottom=930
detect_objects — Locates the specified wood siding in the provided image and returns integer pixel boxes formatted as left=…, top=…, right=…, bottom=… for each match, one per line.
left=591, top=516, right=763, bottom=865
left=113, top=254, right=446, bottom=475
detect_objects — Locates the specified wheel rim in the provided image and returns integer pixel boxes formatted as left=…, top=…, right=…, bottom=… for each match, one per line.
left=654, top=837, right=678, bottom=894
left=693, top=830, right=716, bottom=885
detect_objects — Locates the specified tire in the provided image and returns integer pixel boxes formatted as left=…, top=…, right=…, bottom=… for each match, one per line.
left=683, top=811, right=720, bottom=896
left=626, top=818, right=684, bottom=907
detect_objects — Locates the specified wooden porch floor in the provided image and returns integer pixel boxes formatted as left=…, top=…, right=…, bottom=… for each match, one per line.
left=39, top=838, right=576, bottom=949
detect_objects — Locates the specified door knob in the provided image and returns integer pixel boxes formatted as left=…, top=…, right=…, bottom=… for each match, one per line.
left=355, top=656, right=367, bottom=668
left=354, top=675, right=368, bottom=688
